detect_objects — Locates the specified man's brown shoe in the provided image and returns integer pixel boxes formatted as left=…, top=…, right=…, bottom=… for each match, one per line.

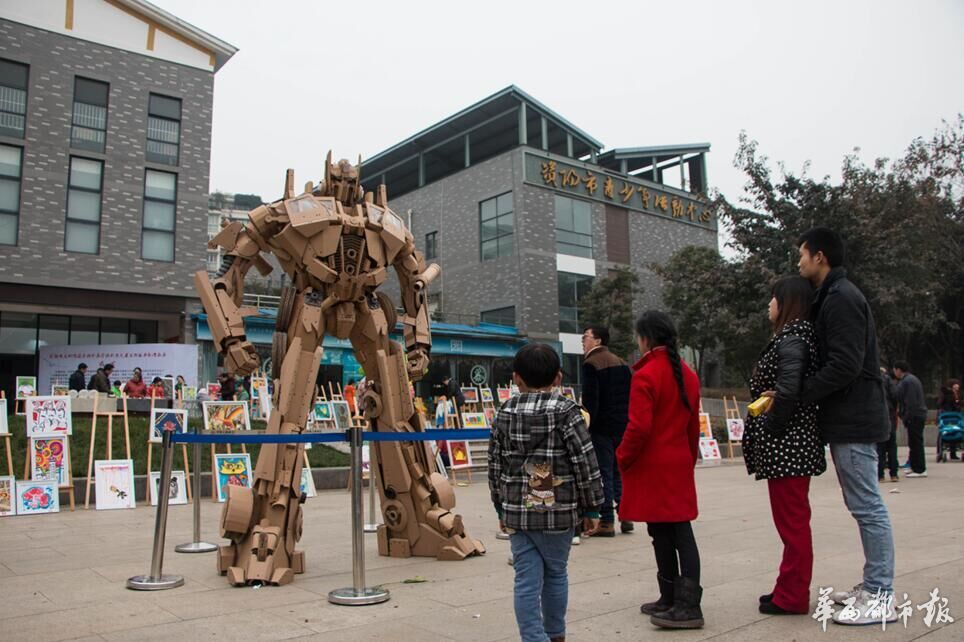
left=584, top=522, right=616, bottom=538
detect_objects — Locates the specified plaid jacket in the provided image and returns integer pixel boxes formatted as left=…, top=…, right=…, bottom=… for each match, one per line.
left=488, top=391, right=604, bottom=531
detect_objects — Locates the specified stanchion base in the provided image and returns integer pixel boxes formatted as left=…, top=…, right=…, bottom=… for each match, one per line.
left=126, top=574, right=184, bottom=591
left=495, top=531, right=511, bottom=540
left=175, top=541, right=219, bottom=553
left=363, top=524, right=380, bottom=533
left=328, top=586, right=390, bottom=606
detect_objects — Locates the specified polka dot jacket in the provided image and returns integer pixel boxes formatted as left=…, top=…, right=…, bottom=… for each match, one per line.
left=743, top=320, right=827, bottom=480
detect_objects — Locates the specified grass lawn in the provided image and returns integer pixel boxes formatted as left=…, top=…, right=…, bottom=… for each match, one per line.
left=3, top=414, right=349, bottom=479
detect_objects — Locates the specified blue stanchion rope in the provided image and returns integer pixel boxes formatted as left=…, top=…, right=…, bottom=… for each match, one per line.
left=169, top=429, right=492, bottom=445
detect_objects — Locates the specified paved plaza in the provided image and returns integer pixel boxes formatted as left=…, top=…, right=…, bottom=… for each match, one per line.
left=1, top=447, right=962, bottom=641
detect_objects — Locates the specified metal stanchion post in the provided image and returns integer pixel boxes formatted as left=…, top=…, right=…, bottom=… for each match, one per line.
left=328, top=425, right=389, bottom=606
left=127, top=427, right=185, bottom=590
left=363, top=463, right=380, bottom=533
left=175, top=436, right=218, bottom=554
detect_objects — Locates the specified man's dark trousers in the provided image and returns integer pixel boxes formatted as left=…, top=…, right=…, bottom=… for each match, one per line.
left=906, top=416, right=926, bottom=474
left=590, top=433, right=622, bottom=524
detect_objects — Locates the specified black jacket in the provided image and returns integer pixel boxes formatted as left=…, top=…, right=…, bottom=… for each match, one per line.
left=87, top=370, right=111, bottom=393
left=68, top=369, right=86, bottom=392
left=445, top=380, right=466, bottom=406
left=744, top=320, right=825, bottom=479
left=800, top=268, right=889, bottom=443
left=580, top=346, right=631, bottom=437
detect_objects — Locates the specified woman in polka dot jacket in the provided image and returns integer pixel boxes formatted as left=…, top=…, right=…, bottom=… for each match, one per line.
left=743, top=276, right=827, bottom=616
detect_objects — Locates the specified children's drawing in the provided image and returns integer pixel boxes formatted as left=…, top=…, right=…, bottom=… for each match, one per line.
left=30, top=437, right=70, bottom=486
left=51, top=385, right=69, bottom=397
left=479, top=388, right=494, bottom=403
left=160, top=377, right=175, bottom=399
left=496, top=387, right=512, bottom=403
left=446, top=441, right=473, bottom=469
left=300, top=466, right=316, bottom=498
left=94, top=459, right=136, bottom=510
left=461, top=387, right=479, bottom=404
left=150, top=408, right=188, bottom=444
left=206, top=382, right=221, bottom=400
left=215, top=453, right=252, bottom=502
left=17, top=480, right=59, bottom=514
left=203, top=401, right=251, bottom=432
left=312, top=401, right=333, bottom=422
left=16, top=376, right=37, bottom=399
left=149, top=470, right=188, bottom=506
left=726, top=418, right=745, bottom=442
left=331, top=400, right=352, bottom=430
left=461, top=412, right=489, bottom=429
left=25, top=396, right=72, bottom=437
left=0, top=476, right=15, bottom=516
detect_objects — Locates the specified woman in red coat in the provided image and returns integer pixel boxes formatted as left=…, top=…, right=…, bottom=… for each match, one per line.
left=616, top=310, right=703, bottom=629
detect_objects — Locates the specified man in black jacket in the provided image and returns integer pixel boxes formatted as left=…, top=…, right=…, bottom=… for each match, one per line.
left=894, top=361, right=928, bottom=477
left=580, top=326, right=633, bottom=536
left=68, top=363, right=88, bottom=392
left=797, top=228, right=895, bottom=625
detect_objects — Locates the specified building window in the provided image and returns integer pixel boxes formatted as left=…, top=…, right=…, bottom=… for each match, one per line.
left=555, top=195, right=593, bottom=258
left=562, top=354, right=583, bottom=386
left=481, top=306, right=515, bottom=327
left=0, top=144, right=22, bottom=245
left=558, top=271, right=594, bottom=333
left=146, top=93, right=181, bottom=166
left=425, top=231, right=438, bottom=260
left=480, top=192, right=513, bottom=260
left=71, top=77, right=109, bottom=153
left=65, top=157, right=103, bottom=254
left=0, top=59, right=28, bottom=138
left=142, top=169, right=177, bottom=262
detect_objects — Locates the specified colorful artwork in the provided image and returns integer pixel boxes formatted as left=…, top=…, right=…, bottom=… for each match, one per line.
left=446, top=441, right=473, bottom=469
left=203, top=401, right=251, bottom=433
left=331, top=400, right=352, bottom=430
left=698, top=413, right=713, bottom=439
left=94, top=459, right=136, bottom=510
left=160, top=377, right=175, bottom=399
left=561, top=387, right=577, bottom=402
left=182, top=386, right=198, bottom=401
left=479, top=387, right=494, bottom=404
left=150, top=408, right=188, bottom=444
left=251, top=377, right=271, bottom=419
left=496, top=387, right=512, bottom=403
left=215, top=454, right=252, bottom=502
left=16, top=376, right=37, bottom=399
left=510, top=384, right=520, bottom=397
left=461, top=412, right=489, bottom=429
left=483, top=407, right=496, bottom=425
left=461, top=387, right=479, bottom=404
left=698, top=438, right=722, bottom=463
left=726, top=418, right=745, bottom=442
left=25, top=396, right=72, bottom=437
left=0, top=476, right=15, bottom=516
left=361, top=445, right=371, bottom=476
left=149, top=470, right=188, bottom=506
left=30, top=437, right=70, bottom=486
left=16, top=480, right=59, bottom=515
left=206, top=382, right=221, bottom=400
left=0, top=399, right=7, bottom=434
left=51, top=384, right=69, bottom=396
left=300, top=466, right=316, bottom=498
left=312, top=401, right=333, bottom=422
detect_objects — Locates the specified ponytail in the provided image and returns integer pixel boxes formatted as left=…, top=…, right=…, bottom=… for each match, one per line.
left=635, top=309, right=691, bottom=413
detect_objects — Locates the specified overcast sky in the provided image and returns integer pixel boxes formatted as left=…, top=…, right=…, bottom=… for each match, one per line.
left=156, top=0, right=962, bottom=247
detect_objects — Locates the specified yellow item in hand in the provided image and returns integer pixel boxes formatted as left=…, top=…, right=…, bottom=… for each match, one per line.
left=747, top=395, right=773, bottom=417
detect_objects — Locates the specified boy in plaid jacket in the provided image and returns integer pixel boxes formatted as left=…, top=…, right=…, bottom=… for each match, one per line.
left=488, top=343, right=604, bottom=642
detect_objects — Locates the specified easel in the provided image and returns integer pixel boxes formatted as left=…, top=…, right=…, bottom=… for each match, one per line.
left=723, top=396, right=743, bottom=459
left=145, top=391, right=193, bottom=503
left=327, top=381, right=344, bottom=401
left=85, top=392, right=131, bottom=508
left=1, top=392, right=13, bottom=476
left=24, top=433, right=76, bottom=511
left=480, top=388, right=497, bottom=426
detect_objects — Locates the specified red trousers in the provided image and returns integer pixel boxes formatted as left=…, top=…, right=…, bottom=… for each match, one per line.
left=767, top=476, right=813, bottom=613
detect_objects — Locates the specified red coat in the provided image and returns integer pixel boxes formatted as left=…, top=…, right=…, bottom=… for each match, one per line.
left=616, top=347, right=702, bottom=523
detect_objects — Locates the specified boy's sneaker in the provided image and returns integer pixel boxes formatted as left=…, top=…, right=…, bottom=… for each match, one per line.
left=832, top=589, right=897, bottom=626
left=832, top=584, right=863, bottom=605
left=906, top=471, right=928, bottom=478
left=571, top=535, right=581, bottom=546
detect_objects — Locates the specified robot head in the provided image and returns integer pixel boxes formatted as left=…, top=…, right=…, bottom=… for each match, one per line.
left=320, top=151, right=363, bottom=206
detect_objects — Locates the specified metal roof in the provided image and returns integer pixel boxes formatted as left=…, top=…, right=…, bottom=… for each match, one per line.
left=596, top=143, right=711, bottom=173
left=361, top=85, right=603, bottom=177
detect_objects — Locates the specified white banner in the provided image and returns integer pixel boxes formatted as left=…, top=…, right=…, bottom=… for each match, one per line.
left=38, top=344, right=198, bottom=392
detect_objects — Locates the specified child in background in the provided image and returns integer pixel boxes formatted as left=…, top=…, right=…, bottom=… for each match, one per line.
left=110, top=380, right=123, bottom=397
left=146, top=377, right=165, bottom=398
left=488, top=343, right=603, bottom=642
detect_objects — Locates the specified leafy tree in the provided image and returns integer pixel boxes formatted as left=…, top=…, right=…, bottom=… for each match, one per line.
left=578, top=267, right=642, bottom=361
left=233, top=193, right=264, bottom=210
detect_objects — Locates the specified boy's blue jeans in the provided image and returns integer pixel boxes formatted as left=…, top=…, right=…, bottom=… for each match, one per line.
left=510, top=528, right=574, bottom=642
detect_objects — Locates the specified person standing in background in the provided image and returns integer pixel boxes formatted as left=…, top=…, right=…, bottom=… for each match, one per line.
left=69, top=363, right=88, bottom=392
left=894, top=361, right=928, bottom=478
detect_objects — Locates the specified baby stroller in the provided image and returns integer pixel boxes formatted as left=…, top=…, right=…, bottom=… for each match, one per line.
left=936, top=412, right=964, bottom=462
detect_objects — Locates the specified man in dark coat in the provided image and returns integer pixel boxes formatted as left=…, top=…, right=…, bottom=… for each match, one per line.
left=69, top=363, right=88, bottom=392
left=581, top=325, right=633, bottom=536
left=797, top=227, right=895, bottom=625
left=877, top=366, right=900, bottom=482
left=894, top=361, right=928, bottom=477
left=442, top=375, right=466, bottom=415
left=87, top=363, right=113, bottom=393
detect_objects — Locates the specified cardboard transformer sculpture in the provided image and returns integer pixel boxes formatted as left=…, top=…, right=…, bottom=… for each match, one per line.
left=196, top=154, right=485, bottom=586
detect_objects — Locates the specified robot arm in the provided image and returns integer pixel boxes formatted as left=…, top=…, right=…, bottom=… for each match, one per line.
left=195, top=215, right=274, bottom=376
left=393, top=236, right=440, bottom=382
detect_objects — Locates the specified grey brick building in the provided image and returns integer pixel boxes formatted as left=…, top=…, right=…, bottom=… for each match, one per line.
left=362, top=86, right=717, bottom=385
left=0, top=0, right=235, bottom=394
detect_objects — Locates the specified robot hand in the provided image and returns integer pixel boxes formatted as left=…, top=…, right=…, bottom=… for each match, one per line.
left=224, top=339, right=260, bottom=376
left=406, top=347, right=430, bottom=382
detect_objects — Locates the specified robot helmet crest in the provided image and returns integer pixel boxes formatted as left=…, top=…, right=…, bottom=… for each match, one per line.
left=320, top=150, right=363, bottom=206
